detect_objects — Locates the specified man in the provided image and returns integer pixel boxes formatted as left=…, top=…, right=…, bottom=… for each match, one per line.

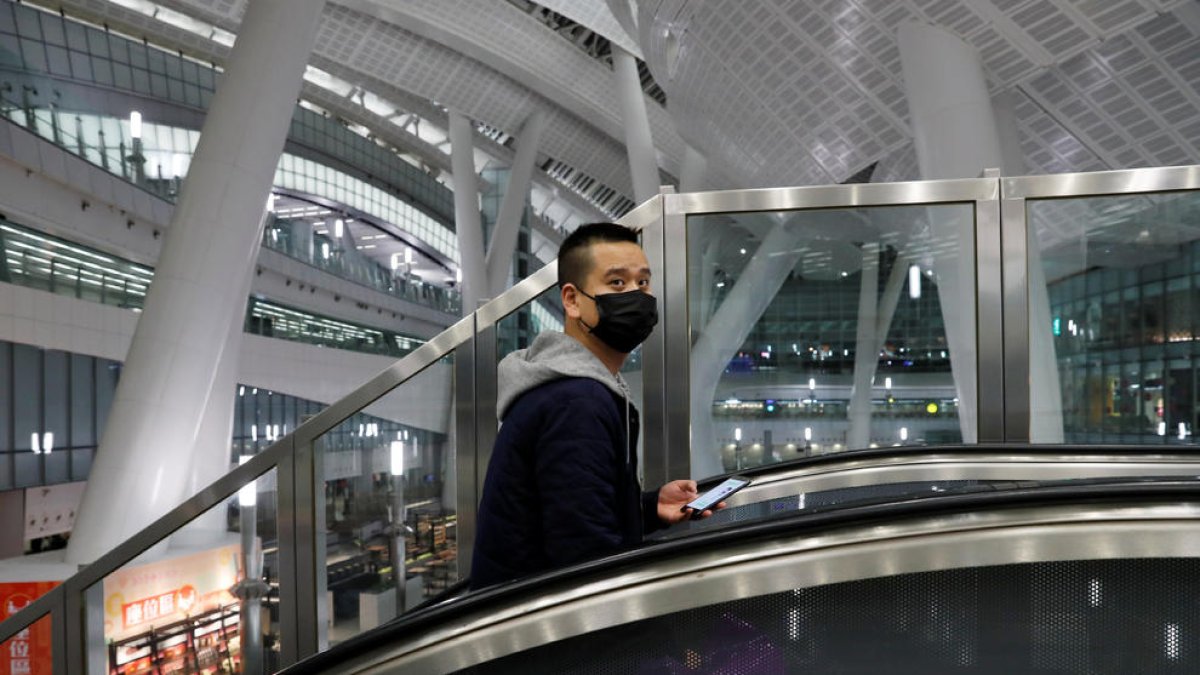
left=471, top=223, right=718, bottom=589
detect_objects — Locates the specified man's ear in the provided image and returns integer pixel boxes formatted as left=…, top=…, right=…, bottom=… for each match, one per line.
left=561, top=283, right=582, bottom=319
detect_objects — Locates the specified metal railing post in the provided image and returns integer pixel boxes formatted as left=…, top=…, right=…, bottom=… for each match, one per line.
left=640, top=188, right=671, bottom=488
left=454, top=313, right=478, bottom=581
left=976, top=170, right=1006, bottom=443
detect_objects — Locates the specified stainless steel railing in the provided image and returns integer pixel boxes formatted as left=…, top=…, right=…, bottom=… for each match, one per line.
left=5, top=163, right=1200, bottom=673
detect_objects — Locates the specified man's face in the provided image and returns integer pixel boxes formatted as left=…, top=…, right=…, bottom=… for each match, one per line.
left=566, top=240, right=652, bottom=325
left=581, top=240, right=652, bottom=295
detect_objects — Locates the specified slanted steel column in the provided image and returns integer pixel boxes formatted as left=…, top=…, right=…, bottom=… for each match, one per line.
left=485, top=111, right=546, bottom=295
left=67, top=0, right=326, bottom=564
left=612, top=46, right=660, bottom=204
left=449, top=110, right=487, bottom=314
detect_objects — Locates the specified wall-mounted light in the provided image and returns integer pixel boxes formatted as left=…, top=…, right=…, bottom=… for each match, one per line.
left=238, top=456, right=256, bottom=507
left=390, top=441, right=405, bottom=476
left=908, top=264, right=921, bottom=300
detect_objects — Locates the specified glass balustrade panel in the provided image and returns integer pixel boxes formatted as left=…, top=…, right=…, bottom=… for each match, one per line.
left=312, top=353, right=457, bottom=647
left=83, top=467, right=282, bottom=675
left=1028, top=189, right=1200, bottom=446
left=686, top=204, right=976, bottom=476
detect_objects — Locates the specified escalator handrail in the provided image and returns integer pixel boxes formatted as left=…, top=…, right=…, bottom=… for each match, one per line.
left=280, top=476, right=1200, bottom=674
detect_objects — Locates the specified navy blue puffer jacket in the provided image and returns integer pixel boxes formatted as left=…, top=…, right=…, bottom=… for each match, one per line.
left=471, top=333, right=662, bottom=589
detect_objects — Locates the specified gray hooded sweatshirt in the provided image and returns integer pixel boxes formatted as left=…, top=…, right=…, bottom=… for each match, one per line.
left=497, top=331, right=631, bottom=421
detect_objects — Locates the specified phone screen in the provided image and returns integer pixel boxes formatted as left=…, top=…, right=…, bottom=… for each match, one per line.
left=684, top=476, right=751, bottom=513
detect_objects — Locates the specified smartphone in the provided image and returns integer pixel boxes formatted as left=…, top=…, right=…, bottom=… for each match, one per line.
left=682, top=475, right=751, bottom=516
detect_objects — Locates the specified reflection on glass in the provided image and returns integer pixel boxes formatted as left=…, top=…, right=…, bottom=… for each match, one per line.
left=497, top=289, right=563, bottom=362
left=1034, top=190, right=1200, bottom=445
left=687, top=205, right=976, bottom=476
left=87, top=468, right=280, bottom=675
left=315, top=355, right=456, bottom=646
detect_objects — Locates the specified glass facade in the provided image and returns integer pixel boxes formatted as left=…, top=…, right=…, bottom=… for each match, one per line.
left=0, top=0, right=456, bottom=230
left=0, top=336, right=438, bottom=493
left=0, top=1, right=464, bottom=311
left=0, top=339, right=119, bottom=491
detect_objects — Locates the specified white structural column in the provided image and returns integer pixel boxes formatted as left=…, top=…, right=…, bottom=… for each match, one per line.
left=847, top=248, right=911, bottom=449
left=611, top=46, right=661, bottom=204
left=679, top=143, right=708, bottom=193
left=67, top=0, right=326, bottom=564
left=898, top=22, right=1005, bottom=445
left=449, top=111, right=487, bottom=312
left=847, top=244, right=881, bottom=450
left=485, top=110, right=547, bottom=296
left=690, top=220, right=805, bottom=478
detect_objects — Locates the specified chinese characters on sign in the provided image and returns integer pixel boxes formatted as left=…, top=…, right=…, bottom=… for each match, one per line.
left=120, top=586, right=197, bottom=631
left=1, top=582, right=59, bottom=675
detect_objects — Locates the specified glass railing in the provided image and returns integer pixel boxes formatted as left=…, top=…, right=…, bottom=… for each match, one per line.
left=245, top=298, right=426, bottom=359
left=4, top=167, right=1200, bottom=675
left=0, top=215, right=431, bottom=358
left=262, top=217, right=460, bottom=314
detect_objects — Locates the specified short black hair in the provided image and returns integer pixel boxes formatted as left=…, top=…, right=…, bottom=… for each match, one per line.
left=557, top=222, right=639, bottom=289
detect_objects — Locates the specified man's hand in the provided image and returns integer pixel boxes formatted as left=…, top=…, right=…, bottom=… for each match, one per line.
left=656, top=479, right=725, bottom=525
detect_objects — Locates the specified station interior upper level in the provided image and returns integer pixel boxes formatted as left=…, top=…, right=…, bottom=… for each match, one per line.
left=0, top=0, right=1199, bottom=673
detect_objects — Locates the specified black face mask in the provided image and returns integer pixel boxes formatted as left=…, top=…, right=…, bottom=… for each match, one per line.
left=577, top=288, right=659, bottom=353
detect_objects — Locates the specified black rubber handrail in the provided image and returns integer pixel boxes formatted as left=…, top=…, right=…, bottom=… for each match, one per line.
left=701, top=442, right=1200, bottom=488
left=282, top=474, right=1200, bottom=674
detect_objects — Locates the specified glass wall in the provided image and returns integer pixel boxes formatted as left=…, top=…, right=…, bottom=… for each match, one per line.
left=1035, top=189, right=1200, bottom=445
left=0, top=0, right=456, bottom=230
left=0, top=1, right=465, bottom=312
left=687, top=204, right=975, bottom=474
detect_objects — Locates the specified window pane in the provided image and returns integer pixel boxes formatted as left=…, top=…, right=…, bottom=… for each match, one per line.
left=70, top=353, right=95, bottom=447
left=43, top=350, right=67, bottom=454
left=14, top=344, right=41, bottom=453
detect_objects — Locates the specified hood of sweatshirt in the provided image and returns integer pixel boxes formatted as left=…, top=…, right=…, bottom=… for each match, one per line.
left=496, top=331, right=629, bottom=420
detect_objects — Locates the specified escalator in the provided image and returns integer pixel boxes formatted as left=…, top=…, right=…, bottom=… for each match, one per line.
left=282, top=465, right=1200, bottom=674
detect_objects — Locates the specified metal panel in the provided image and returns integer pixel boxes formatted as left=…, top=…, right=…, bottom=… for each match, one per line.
left=975, top=178, right=1005, bottom=443
left=296, top=433, right=325, bottom=656
left=1003, top=165, right=1200, bottom=199
left=330, top=503, right=1200, bottom=674
left=670, top=177, right=997, bottom=214
left=474, top=324, right=498, bottom=508
left=660, top=190, right=691, bottom=482
left=276, top=436, right=301, bottom=668
left=1001, top=195, right=1031, bottom=442
left=639, top=190, right=668, bottom=489
left=50, top=591, right=66, bottom=675
left=454, top=328, right=477, bottom=580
